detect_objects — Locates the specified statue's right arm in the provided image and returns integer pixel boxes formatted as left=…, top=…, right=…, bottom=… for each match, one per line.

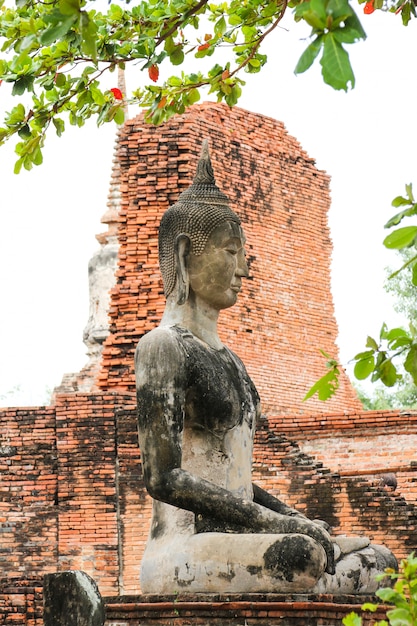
left=135, top=327, right=187, bottom=502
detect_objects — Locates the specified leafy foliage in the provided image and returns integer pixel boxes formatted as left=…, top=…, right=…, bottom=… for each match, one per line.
left=307, top=184, right=417, bottom=402
left=384, top=185, right=417, bottom=284
left=385, top=249, right=417, bottom=323
left=349, top=185, right=417, bottom=393
left=355, top=382, right=417, bottom=410
left=293, top=0, right=366, bottom=90
left=303, top=350, right=340, bottom=401
left=0, top=0, right=413, bottom=170
left=355, top=245, right=417, bottom=410
left=352, top=323, right=417, bottom=388
left=342, top=553, right=417, bottom=626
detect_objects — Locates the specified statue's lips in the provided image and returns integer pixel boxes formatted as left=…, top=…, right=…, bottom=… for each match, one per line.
left=230, top=284, right=241, bottom=293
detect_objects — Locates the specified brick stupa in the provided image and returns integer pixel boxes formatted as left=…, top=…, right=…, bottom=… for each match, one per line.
left=95, top=102, right=360, bottom=414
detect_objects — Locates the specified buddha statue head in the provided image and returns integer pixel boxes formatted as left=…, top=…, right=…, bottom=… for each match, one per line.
left=159, top=140, right=241, bottom=299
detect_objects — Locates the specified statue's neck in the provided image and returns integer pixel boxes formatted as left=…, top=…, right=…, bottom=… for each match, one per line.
left=160, top=296, right=223, bottom=350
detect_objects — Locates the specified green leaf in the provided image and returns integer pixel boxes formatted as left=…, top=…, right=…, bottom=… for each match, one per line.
left=342, top=611, right=362, bottom=626
left=228, top=13, right=242, bottom=26
left=361, top=603, right=378, bottom=612
left=6, top=103, right=26, bottom=125
left=341, top=7, right=366, bottom=40
left=300, top=8, right=327, bottom=29
left=385, top=327, right=409, bottom=341
left=354, top=349, right=375, bottom=360
left=14, top=157, right=24, bottom=175
left=90, top=84, right=105, bottom=105
left=310, top=0, right=327, bottom=22
left=405, top=183, right=414, bottom=202
left=392, top=194, right=411, bottom=208
left=379, top=359, right=398, bottom=387
left=12, top=75, right=34, bottom=96
left=55, top=72, right=66, bottom=88
left=32, top=145, right=43, bottom=166
left=295, top=36, right=323, bottom=75
left=188, top=88, right=200, bottom=104
left=214, top=16, right=227, bottom=36
left=354, top=355, right=375, bottom=380
left=52, top=118, right=65, bottom=137
left=320, top=33, right=355, bottom=91
left=412, top=262, right=417, bottom=286
left=113, top=107, right=125, bottom=125
left=170, top=45, right=184, bottom=65
left=59, top=0, right=80, bottom=16
left=385, top=206, right=417, bottom=229
left=401, top=1, right=411, bottom=25
left=40, top=14, right=77, bottom=46
left=383, top=226, right=417, bottom=250
left=80, top=12, right=97, bottom=61
left=333, top=25, right=361, bottom=44
left=366, top=336, right=379, bottom=350
left=17, top=124, right=31, bottom=139
left=303, top=366, right=340, bottom=401
left=404, top=345, right=417, bottom=384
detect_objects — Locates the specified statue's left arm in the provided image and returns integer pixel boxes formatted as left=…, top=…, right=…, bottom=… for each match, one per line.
left=252, top=483, right=307, bottom=519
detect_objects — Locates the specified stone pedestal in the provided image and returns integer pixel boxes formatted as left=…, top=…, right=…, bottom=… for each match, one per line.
left=104, top=594, right=388, bottom=626
left=44, top=571, right=105, bottom=626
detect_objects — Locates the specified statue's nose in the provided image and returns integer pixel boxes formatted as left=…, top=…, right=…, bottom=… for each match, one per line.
left=236, top=257, right=249, bottom=278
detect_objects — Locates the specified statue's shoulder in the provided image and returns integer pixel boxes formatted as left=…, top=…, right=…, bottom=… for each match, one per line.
left=135, top=325, right=188, bottom=368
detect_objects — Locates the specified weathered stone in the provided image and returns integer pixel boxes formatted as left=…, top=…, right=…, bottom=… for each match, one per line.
left=333, top=535, right=370, bottom=556
left=43, top=571, right=105, bottom=626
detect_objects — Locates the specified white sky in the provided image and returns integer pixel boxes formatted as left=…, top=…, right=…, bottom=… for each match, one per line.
left=0, top=9, right=416, bottom=406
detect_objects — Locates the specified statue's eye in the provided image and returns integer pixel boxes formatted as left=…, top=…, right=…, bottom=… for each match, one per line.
left=226, top=248, right=238, bottom=255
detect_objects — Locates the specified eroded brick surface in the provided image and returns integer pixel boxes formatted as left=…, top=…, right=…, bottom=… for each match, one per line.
left=97, top=103, right=360, bottom=414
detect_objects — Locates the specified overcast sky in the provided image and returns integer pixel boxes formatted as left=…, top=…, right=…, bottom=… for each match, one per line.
left=1, top=9, right=416, bottom=406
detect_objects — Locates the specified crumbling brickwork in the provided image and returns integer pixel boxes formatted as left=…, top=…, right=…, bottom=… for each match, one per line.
left=97, top=102, right=360, bottom=414
left=1, top=402, right=415, bottom=604
left=0, top=406, right=57, bottom=578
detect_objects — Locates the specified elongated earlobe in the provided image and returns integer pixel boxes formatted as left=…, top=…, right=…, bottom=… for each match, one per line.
left=174, top=234, right=191, bottom=306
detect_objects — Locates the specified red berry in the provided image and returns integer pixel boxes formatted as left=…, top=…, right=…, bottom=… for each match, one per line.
left=110, top=87, right=123, bottom=100
left=148, top=65, right=159, bottom=83
left=364, top=1, right=375, bottom=13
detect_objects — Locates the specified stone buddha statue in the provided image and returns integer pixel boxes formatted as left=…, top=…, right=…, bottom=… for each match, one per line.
left=135, top=141, right=396, bottom=594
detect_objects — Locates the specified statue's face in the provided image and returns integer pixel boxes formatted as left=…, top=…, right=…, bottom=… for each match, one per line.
left=187, top=220, right=248, bottom=311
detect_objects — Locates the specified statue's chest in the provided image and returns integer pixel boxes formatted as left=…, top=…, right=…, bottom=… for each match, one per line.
left=183, top=341, right=259, bottom=438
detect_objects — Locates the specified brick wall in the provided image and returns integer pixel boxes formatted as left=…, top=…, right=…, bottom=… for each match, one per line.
left=0, top=577, right=43, bottom=626
left=254, top=411, right=417, bottom=560
left=0, top=401, right=416, bottom=616
left=0, top=406, right=57, bottom=578
left=97, top=102, right=360, bottom=414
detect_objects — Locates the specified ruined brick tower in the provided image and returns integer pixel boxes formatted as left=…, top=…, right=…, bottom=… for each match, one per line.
left=96, top=102, right=360, bottom=414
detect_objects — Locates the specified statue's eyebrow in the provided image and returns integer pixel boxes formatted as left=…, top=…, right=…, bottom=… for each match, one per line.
left=222, top=236, right=243, bottom=247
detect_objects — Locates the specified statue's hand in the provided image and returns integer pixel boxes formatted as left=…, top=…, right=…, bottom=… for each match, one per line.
left=299, top=518, right=335, bottom=575
left=285, top=508, right=308, bottom=519
left=262, top=512, right=335, bottom=575
left=311, top=519, right=331, bottom=532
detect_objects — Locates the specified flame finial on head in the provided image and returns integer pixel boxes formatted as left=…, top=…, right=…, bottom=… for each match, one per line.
left=176, top=139, right=230, bottom=206
left=192, top=139, right=215, bottom=185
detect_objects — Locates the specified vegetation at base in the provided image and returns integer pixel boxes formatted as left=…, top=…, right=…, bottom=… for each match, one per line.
left=342, top=553, right=417, bottom=626
left=306, top=184, right=417, bottom=405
